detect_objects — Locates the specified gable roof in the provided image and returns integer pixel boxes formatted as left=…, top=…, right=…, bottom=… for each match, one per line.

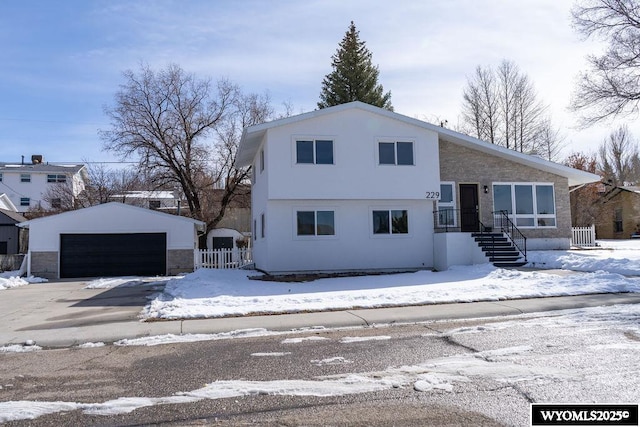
left=237, top=101, right=601, bottom=187
left=17, top=202, right=206, bottom=231
left=0, top=162, right=85, bottom=174
left=0, top=208, right=27, bottom=223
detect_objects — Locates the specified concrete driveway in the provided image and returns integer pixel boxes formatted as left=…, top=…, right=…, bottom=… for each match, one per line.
left=0, top=279, right=168, bottom=347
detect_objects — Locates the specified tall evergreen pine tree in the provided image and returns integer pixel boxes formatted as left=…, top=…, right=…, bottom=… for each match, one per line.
left=318, top=21, right=392, bottom=110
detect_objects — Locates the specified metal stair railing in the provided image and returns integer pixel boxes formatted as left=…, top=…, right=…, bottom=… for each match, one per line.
left=492, top=210, right=527, bottom=262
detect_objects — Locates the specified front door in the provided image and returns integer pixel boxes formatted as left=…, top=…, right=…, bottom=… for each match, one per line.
left=459, top=184, right=479, bottom=232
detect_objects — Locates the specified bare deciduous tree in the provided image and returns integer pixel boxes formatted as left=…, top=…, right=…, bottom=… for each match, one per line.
left=598, top=124, right=640, bottom=185
left=460, top=60, right=555, bottom=155
left=41, top=164, right=146, bottom=213
left=100, top=63, right=281, bottom=238
left=571, top=0, right=640, bottom=124
left=565, top=152, right=603, bottom=226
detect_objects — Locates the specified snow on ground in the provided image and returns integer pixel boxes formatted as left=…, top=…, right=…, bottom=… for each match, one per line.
left=142, top=240, right=640, bottom=319
left=0, top=273, right=47, bottom=290
left=5, top=303, right=638, bottom=422
left=84, top=276, right=175, bottom=289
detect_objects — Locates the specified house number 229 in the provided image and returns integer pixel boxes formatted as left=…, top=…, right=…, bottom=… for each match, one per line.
left=425, top=191, right=440, bottom=200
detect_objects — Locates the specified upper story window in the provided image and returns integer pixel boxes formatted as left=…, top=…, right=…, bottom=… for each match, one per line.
left=378, top=141, right=414, bottom=165
left=0, top=173, right=3, bottom=182
left=493, top=183, right=556, bottom=228
left=296, top=210, right=335, bottom=236
left=20, top=173, right=31, bottom=183
left=47, top=174, right=67, bottom=183
left=296, top=139, right=334, bottom=165
left=372, top=209, right=409, bottom=235
left=20, top=197, right=30, bottom=207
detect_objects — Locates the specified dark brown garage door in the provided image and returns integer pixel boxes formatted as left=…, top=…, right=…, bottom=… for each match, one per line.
left=60, top=233, right=167, bottom=278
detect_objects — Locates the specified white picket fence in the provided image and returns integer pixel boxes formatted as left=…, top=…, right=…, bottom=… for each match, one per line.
left=571, top=225, right=596, bottom=248
left=194, top=248, right=253, bottom=269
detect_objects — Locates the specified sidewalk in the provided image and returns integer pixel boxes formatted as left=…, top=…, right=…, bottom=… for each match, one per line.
left=2, top=280, right=640, bottom=348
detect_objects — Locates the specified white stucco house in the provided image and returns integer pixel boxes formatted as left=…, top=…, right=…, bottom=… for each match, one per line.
left=0, top=156, right=88, bottom=213
left=18, top=202, right=205, bottom=279
left=236, top=101, right=600, bottom=273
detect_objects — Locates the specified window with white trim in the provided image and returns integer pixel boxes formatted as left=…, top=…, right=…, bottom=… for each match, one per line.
left=20, top=173, right=31, bottom=183
left=493, top=183, right=556, bottom=228
left=437, top=182, right=456, bottom=226
left=260, top=148, right=265, bottom=172
left=47, top=174, right=67, bottom=183
left=296, top=210, right=335, bottom=236
left=296, top=139, right=334, bottom=164
left=0, top=173, right=3, bottom=182
left=20, top=197, right=30, bottom=207
left=378, top=141, right=414, bottom=165
left=260, top=213, right=265, bottom=238
left=372, top=209, right=408, bottom=234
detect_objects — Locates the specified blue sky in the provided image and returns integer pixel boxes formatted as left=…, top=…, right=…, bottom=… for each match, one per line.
left=0, top=0, right=625, bottom=166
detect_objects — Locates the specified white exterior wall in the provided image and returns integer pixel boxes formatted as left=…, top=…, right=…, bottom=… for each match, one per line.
left=26, top=204, right=200, bottom=252
left=433, top=233, right=489, bottom=271
left=248, top=108, right=441, bottom=273
left=256, top=199, right=434, bottom=273
left=1, top=170, right=85, bottom=212
left=265, top=109, right=440, bottom=200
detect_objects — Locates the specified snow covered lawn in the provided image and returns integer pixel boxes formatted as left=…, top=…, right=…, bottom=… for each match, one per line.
left=140, top=240, right=640, bottom=320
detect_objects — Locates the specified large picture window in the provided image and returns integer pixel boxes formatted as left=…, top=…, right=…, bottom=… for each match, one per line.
left=296, top=139, right=334, bottom=164
left=493, top=183, right=556, bottom=228
left=378, top=141, right=414, bottom=165
left=372, top=209, right=408, bottom=234
left=296, top=210, right=335, bottom=236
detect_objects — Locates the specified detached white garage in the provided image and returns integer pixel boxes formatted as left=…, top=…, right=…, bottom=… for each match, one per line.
left=18, top=202, right=205, bottom=279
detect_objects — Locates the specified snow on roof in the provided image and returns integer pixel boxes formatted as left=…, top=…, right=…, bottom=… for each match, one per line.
left=237, top=101, right=601, bottom=187
left=111, top=191, right=177, bottom=199
left=0, top=162, right=85, bottom=174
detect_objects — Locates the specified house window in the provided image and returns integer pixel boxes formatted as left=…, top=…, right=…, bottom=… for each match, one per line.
left=493, top=183, right=556, bottom=228
left=149, top=200, right=161, bottom=209
left=614, top=208, right=623, bottom=233
left=51, top=198, right=62, bottom=209
left=253, top=219, right=257, bottom=241
left=372, top=209, right=408, bottom=234
left=296, top=210, right=335, bottom=236
left=20, top=173, right=31, bottom=183
left=20, top=197, right=30, bottom=207
left=260, top=148, right=265, bottom=172
left=0, top=173, right=3, bottom=182
left=296, top=139, right=334, bottom=164
left=261, top=213, right=265, bottom=238
left=378, top=141, right=414, bottom=165
left=437, top=182, right=456, bottom=226
left=47, top=174, right=67, bottom=183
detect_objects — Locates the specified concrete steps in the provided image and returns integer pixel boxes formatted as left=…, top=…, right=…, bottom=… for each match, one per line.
left=472, top=233, right=527, bottom=268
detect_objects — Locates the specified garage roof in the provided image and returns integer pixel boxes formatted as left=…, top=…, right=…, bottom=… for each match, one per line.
left=18, top=202, right=206, bottom=232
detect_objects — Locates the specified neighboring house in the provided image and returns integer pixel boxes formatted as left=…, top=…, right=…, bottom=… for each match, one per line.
left=236, top=101, right=600, bottom=273
left=206, top=188, right=252, bottom=250
left=110, top=190, right=181, bottom=211
left=0, top=209, right=27, bottom=255
left=0, top=155, right=88, bottom=213
left=18, top=202, right=205, bottom=279
left=595, top=186, right=640, bottom=239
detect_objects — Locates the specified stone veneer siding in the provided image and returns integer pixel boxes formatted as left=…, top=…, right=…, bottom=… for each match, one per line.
left=439, top=139, right=571, bottom=240
left=30, top=251, right=58, bottom=280
left=168, top=249, right=195, bottom=275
